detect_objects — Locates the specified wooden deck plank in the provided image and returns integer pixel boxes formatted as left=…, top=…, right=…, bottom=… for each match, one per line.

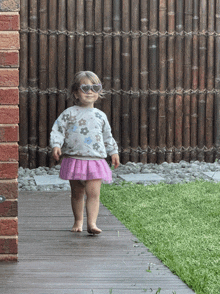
left=0, top=191, right=195, bottom=293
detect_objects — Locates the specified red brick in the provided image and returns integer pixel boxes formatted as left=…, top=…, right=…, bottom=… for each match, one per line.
left=0, top=200, right=17, bottom=217
left=0, top=51, right=19, bottom=67
left=0, top=32, right=19, bottom=49
left=0, top=125, right=19, bottom=142
left=0, top=254, right=17, bottom=261
left=0, top=106, right=19, bottom=123
left=0, top=69, right=19, bottom=86
left=0, top=143, right=18, bottom=161
left=0, top=218, right=18, bottom=236
left=0, top=180, right=18, bottom=199
left=0, top=88, right=19, bottom=104
left=0, top=14, right=19, bottom=31
left=0, top=162, right=18, bottom=179
left=0, top=238, right=17, bottom=254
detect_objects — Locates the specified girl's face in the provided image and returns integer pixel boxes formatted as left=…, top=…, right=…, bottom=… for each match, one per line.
left=75, top=79, right=100, bottom=108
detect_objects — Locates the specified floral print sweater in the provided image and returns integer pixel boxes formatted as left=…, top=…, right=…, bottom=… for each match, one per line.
left=50, top=106, right=118, bottom=159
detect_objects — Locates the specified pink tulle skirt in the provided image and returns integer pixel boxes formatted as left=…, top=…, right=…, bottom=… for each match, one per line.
left=60, top=158, right=112, bottom=184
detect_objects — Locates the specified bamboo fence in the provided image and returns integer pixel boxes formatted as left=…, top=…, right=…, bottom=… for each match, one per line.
left=167, top=0, right=175, bottom=163
left=28, top=0, right=38, bottom=168
left=39, top=0, right=48, bottom=167
left=19, top=0, right=29, bottom=167
left=19, top=0, right=220, bottom=167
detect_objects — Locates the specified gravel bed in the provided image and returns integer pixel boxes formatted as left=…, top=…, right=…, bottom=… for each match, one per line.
left=18, top=160, right=220, bottom=192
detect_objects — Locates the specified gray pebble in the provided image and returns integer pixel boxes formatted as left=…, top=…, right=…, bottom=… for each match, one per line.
left=18, top=160, right=220, bottom=192
left=48, top=170, right=59, bottom=175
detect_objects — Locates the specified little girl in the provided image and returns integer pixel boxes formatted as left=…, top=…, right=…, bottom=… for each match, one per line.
left=50, top=71, right=120, bottom=235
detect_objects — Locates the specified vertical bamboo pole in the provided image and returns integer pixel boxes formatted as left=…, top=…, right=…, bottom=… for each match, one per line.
left=198, top=0, right=207, bottom=161
left=206, top=0, right=215, bottom=162
left=139, top=0, right=148, bottom=164
left=57, top=0, right=66, bottom=116
left=112, top=0, right=121, bottom=151
left=183, top=0, right=193, bottom=162
left=166, top=0, right=175, bottom=163
left=215, top=0, right=220, bottom=158
left=48, top=0, right=57, bottom=167
left=102, top=0, right=112, bottom=122
left=38, top=0, right=48, bottom=167
left=130, top=0, right=139, bottom=162
left=158, top=0, right=167, bottom=163
left=148, top=0, right=158, bottom=163
left=174, top=0, right=184, bottom=162
left=191, top=0, right=199, bottom=161
left=29, top=0, right=38, bottom=168
left=75, top=0, right=84, bottom=72
left=85, top=0, right=94, bottom=71
left=121, top=0, right=130, bottom=164
left=67, top=0, right=75, bottom=108
left=19, top=0, right=29, bottom=167
left=94, top=0, right=103, bottom=110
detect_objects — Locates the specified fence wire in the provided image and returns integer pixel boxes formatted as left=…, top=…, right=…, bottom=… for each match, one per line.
left=20, top=28, right=220, bottom=37
left=19, top=144, right=217, bottom=155
left=19, top=86, right=220, bottom=97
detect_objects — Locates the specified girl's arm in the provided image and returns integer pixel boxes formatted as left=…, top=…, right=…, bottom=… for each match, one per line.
left=111, top=153, right=120, bottom=169
left=103, top=116, right=120, bottom=167
left=50, top=111, right=67, bottom=151
left=52, top=147, right=62, bottom=161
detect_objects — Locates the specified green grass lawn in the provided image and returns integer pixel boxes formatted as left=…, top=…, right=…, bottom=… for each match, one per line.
left=100, top=180, right=220, bottom=294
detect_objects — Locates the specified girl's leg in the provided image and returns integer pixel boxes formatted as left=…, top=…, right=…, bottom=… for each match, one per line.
left=85, top=179, right=102, bottom=234
left=69, top=180, right=85, bottom=232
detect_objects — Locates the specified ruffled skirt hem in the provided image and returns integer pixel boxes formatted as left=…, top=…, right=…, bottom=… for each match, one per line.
left=59, top=158, right=112, bottom=184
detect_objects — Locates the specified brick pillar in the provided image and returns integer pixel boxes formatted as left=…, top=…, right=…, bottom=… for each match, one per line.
left=0, top=1, right=20, bottom=262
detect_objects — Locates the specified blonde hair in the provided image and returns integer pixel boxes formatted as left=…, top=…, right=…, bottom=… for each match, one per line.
left=71, top=71, right=104, bottom=105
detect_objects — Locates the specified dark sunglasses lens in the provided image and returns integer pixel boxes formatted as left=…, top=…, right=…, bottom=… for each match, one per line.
left=81, top=85, right=91, bottom=93
left=92, top=84, right=102, bottom=93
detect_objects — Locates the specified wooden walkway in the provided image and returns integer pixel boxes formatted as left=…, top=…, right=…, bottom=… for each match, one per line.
left=0, top=191, right=195, bottom=294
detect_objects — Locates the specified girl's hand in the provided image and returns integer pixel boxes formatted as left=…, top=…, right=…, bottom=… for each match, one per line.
left=52, top=147, right=62, bottom=161
left=111, top=154, right=120, bottom=169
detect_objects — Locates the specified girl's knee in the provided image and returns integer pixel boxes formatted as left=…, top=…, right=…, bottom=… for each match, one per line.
left=85, top=179, right=102, bottom=197
left=70, top=180, right=86, bottom=196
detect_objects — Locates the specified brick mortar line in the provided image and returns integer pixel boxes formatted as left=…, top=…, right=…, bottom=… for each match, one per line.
left=0, top=142, right=18, bottom=145
left=0, top=254, right=18, bottom=259
left=0, top=87, right=18, bottom=89
left=0, top=106, right=19, bottom=109
left=0, top=50, right=19, bottom=52
left=0, top=161, right=18, bottom=163
left=0, top=179, right=17, bottom=182
left=0, top=31, right=19, bottom=34
left=0, top=254, right=17, bottom=257
left=0, top=199, right=17, bottom=202
left=0, top=125, right=18, bottom=127
left=0, top=236, right=18, bottom=239
left=0, top=217, right=18, bottom=220
left=0, top=12, right=19, bottom=15
left=0, top=68, right=18, bottom=70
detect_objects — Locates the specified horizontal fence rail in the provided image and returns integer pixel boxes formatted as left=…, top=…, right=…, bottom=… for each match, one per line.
left=20, top=28, right=220, bottom=37
left=19, top=87, right=220, bottom=96
left=19, top=0, right=220, bottom=168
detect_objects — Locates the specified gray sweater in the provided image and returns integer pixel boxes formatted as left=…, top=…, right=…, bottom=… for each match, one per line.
left=50, top=106, right=118, bottom=159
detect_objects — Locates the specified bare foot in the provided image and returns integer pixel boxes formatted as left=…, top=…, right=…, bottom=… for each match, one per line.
left=87, top=225, right=102, bottom=235
left=71, top=221, right=83, bottom=232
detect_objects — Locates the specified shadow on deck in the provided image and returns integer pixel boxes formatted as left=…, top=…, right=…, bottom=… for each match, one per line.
left=0, top=191, right=195, bottom=294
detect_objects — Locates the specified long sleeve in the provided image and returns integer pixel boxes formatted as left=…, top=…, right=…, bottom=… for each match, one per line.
left=103, top=116, right=118, bottom=156
left=50, top=106, right=118, bottom=158
left=50, top=111, right=67, bottom=149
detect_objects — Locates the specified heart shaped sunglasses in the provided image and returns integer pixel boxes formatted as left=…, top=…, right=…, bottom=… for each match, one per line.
left=79, top=84, right=102, bottom=94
